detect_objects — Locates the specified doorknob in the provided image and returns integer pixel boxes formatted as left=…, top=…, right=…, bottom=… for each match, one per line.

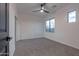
left=6, top=37, right=12, bottom=41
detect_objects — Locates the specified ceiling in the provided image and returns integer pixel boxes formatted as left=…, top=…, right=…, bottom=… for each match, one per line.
left=16, top=3, right=67, bottom=18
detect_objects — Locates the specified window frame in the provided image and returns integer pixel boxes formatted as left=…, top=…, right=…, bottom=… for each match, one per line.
left=67, top=10, right=76, bottom=23
left=45, top=18, right=55, bottom=32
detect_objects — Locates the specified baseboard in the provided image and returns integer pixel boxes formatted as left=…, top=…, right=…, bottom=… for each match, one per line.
left=16, top=36, right=79, bottom=50
left=45, top=37, right=79, bottom=50
left=17, top=37, right=45, bottom=41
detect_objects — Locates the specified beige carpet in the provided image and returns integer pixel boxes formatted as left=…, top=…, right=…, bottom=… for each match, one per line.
left=14, top=38, right=79, bottom=56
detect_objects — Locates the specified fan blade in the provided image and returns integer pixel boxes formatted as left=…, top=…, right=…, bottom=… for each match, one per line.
left=44, top=10, right=49, bottom=13
left=32, top=10, right=40, bottom=12
left=41, top=3, right=46, bottom=7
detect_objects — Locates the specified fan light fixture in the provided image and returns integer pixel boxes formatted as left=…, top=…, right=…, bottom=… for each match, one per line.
left=40, top=6, right=44, bottom=12
left=40, top=10, right=44, bottom=12
left=32, top=3, right=50, bottom=14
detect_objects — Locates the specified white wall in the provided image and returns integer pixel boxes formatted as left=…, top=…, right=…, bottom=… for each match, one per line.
left=44, top=4, right=79, bottom=49
left=16, top=14, right=44, bottom=41
left=9, top=3, right=17, bottom=56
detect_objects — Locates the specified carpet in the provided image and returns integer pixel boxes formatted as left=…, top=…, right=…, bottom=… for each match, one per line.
left=14, top=38, right=79, bottom=56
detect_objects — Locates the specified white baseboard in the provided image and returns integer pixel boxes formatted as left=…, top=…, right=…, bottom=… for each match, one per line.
left=45, top=37, right=79, bottom=50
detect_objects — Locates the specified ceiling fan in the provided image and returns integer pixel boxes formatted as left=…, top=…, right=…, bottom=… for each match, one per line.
left=32, top=3, right=49, bottom=13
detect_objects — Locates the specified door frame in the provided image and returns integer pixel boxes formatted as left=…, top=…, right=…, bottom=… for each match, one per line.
left=15, top=16, right=17, bottom=42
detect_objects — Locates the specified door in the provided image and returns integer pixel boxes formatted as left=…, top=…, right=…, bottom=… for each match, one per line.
left=0, top=3, right=16, bottom=56
left=0, top=3, right=10, bottom=56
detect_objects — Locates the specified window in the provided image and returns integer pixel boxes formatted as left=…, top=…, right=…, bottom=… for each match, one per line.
left=67, top=10, right=76, bottom=23
left=46, top=19, right=55, bottom=32
left=46, top=20, right=49, bottom=32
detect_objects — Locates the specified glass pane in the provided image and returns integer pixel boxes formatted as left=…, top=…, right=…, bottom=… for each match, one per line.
left=46, top=20, right=49, bottom=32
left=68, top=11, right=76, bottom=23
left=50, top=19, right=55, bottom=32
left=50, top=19, right=55, bottom=28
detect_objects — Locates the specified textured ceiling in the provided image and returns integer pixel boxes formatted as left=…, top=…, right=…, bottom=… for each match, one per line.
left=16, top=3, right=67, bottom=18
